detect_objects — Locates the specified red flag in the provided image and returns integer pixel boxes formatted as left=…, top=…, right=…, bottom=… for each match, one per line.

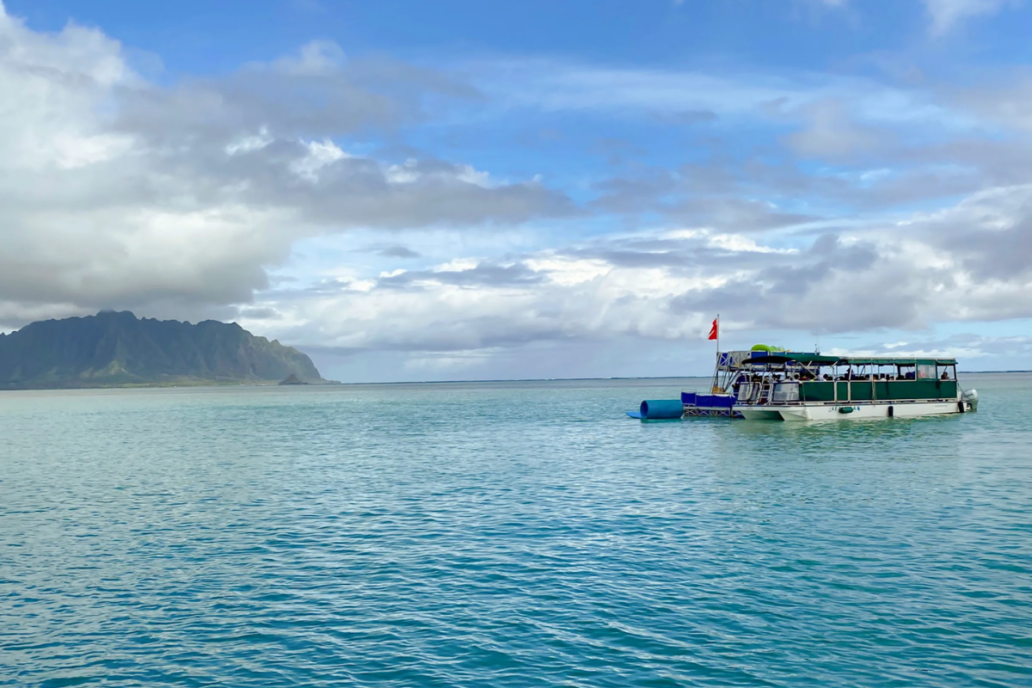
left=708, top=318, right=719, bottom=341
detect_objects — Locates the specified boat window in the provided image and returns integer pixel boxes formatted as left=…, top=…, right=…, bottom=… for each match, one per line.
left=917, top=364, right=936, bottom=380
left=772, top=382, right=800, bottom=403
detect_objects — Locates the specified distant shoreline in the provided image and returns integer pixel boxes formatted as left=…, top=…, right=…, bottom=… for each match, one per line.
left=0, top=369, right=1026, bottom=391
left=0, top=379, right=340, bottom=391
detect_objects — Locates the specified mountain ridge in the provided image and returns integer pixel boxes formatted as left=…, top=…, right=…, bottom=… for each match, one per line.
left=0, top=311, right=324, bottom=389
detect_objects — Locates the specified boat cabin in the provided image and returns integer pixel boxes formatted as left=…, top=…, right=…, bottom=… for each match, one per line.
left=732, top=353, right=959, bottom=406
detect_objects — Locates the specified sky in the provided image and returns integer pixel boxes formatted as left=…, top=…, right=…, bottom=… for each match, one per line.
left=2, top=0, right=1032, bottom=381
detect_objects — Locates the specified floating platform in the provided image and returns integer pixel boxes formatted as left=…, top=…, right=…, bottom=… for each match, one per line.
left=681, top=392, right=742, bottom=418
left=626, top=394, right=743, bottom=420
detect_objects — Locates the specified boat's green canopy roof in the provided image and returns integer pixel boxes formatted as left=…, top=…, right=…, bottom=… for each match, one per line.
left=744, top=352, right=957, bottom=366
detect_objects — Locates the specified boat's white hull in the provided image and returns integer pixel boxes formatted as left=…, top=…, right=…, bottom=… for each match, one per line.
left=737, top=398, right=973, bottom=422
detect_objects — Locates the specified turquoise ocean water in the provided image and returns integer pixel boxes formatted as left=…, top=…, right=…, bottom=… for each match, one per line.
left=1, top=374, right=1030, bottom=687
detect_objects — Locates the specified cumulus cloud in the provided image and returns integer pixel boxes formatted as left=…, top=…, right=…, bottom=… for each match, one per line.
left=827, top=332, right=1032, bottom=363
left=242, top=190, right=1032, bottom=360
left=924, top=0, right=1019, bottom=34
left=0, top=4, right=570, bottom=325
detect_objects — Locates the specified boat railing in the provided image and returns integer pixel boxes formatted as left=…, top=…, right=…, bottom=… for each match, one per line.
left=740, top=377, right=963, bottom=406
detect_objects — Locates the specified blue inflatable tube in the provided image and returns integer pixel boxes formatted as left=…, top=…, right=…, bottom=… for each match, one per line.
left=627, top=399, right=684, bottom=420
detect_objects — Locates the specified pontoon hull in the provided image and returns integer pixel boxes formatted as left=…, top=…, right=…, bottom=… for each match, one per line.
left=738, top=398, right=975, bottom=421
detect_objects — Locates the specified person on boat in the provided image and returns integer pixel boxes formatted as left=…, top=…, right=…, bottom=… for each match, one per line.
left=941, top=371, right=950, bottom=380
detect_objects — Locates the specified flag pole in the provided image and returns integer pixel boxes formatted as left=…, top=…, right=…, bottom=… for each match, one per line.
left=713, top=313, right=720, bottom=394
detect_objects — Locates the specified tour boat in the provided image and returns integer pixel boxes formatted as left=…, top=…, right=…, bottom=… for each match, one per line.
left=730, top=352, right=978, bottom=421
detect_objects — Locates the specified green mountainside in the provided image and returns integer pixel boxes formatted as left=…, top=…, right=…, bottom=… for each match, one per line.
left=0, top=311, right=324, bottom=389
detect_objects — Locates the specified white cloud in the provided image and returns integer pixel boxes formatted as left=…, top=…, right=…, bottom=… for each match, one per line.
left=248, top=183, right=1032, bottom=362
left=706, top=232, right=797, bottom=254
left=225, top=128, right=273, bottom=155
left=523, top=256, right=610, bottom=285
left=0, top=4, right=568, bottom=327
left=474, top=58, right=967, bottom=129
left=289, top=138, right=351, bottom=181
left=923, top=0, right=1019, bottom=34
left=270, top=40, right=346, bottom=75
